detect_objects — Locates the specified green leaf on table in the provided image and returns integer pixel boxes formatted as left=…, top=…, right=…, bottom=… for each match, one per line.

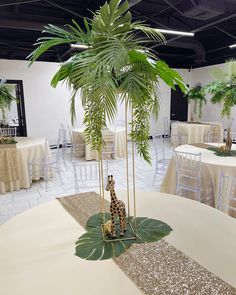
left=133, top=217, right=172, bottom=243
left=75, top=213, right=172, bottom=260
left=75, top=227, right=134, bottom=260
left=86, top=212, right=111, bottom=229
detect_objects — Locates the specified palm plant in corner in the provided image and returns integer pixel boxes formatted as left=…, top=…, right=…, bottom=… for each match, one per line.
left=29, top=0, right=188, bottom=260
left=186, top=83, right=206, bottom=119
left=204, top=59, right=236, bottom=155
left=0, top=80, right=16, bottom=126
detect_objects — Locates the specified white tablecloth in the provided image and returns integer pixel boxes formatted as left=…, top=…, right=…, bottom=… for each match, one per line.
left=72, top=126, right=126, bottom=160
left=171, top=122, right=223, bottom=144
left=0, top=137, right=47, bottom=193
left=0, top=190, right=236, bottom=294
left=160, top=143, right=236, bottom=206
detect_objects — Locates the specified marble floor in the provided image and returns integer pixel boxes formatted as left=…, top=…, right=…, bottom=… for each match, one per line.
left=0, top=139, right=173, bottom=224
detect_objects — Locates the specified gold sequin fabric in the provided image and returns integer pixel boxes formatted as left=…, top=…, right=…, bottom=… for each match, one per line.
left=58, top=192, right=236, bottom=295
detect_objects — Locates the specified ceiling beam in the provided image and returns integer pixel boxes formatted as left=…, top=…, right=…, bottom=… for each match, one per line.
left=216, top=27, right=236, bottom=40
left=0, top=18, right=46, bottom=31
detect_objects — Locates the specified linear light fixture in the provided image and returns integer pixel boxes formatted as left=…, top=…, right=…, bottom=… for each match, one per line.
left=155, top=28, right=194, bottom=37
left=71, top=44, right=89, bottom=49
left=229, top=44, right=236, bottom=48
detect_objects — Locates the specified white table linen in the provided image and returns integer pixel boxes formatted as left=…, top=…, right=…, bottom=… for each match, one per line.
left=0, top=190, right=236, bottom=295
left=0, top=137, right=47, bottom=193
left=171, top=122, right=223, bottom=144
left=72, top=126, right=126, bottom=160
left=160, top=143, right=236, bottom=206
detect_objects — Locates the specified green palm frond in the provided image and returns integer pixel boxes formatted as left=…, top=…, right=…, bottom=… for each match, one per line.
left=205, top=59, right=236, bottom=117
left=186, top=84, right=206, bottom=118
left=0, top=82, right=16, bottom=123
left=29, top=0, right=187, bottom=163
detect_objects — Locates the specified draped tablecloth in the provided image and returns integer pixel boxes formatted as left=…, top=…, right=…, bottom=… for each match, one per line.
left=171, top=122, right=223, bottom=144
left=160, top=143, right=236, bottom=207
left=0, top=191, right=236, bottom=295
left=72, top=126, right=126, bottom=160
left=0, top=137, right=47, bottom=193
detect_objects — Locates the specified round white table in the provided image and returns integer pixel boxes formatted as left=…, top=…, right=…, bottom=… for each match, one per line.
left=0, top=191, right=236, bottom=294
left=161, top=143, right=236, bottom=207
left=0, top=137, right=47, bottom=193
left=72, top=126, right=126, bottom=160
left=171, top=122, right=223, bottom=144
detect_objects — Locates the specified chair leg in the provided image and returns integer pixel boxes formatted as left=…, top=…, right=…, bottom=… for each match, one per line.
left=44, top=165, right=48, bottom=192
left=57, top=169, right=63, bottom=185
left=152, top=161, right=158, bottom=186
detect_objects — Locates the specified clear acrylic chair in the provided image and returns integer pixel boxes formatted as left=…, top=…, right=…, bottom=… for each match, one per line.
left=204, top=123, right=220, bottom=142
left=73, top=161, right=108, bottom=193
left=67, top=126, right=85, bottom=159
left=102, top=128, right=115, bottom=159
left=171, top=124, right=188, bottom=148
left=0, top=127, right=17, bottom=137
left=28, top=138, right=63, bottom=191
left=175, top=150, right=214, bottom=205
left=163, top=117, right=170, bottom=138
left=218, top=172, right=236, bottom=218
left=175, top=151, right=202, bottom=201
left=152, top=135, right=170, bottom=185
left=57, top=125, right=68, bottom=166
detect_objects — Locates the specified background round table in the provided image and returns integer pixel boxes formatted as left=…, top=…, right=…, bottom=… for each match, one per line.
left=161, top=143, right=236, bottom=207
left=0, top=191, right=236, bottom=294
left=0, top=137, right=47, bottom=193
left=171, top=122, right=223, bottom=144
left=72, top=126, right=126, bottom=160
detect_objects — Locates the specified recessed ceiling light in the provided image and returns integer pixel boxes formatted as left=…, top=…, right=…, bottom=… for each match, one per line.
left=155, top=28, right=194, bottom=37
left=229, top=44, right=236, bottom=48
left=71, top=44, right=89, bottom=49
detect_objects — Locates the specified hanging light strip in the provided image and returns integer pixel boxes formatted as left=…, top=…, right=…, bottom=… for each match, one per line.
left=155, top=28, right=194, bottom=37
left=229, top=44, right=236, bottom=48
left=71, top=44, right=90, bottom=49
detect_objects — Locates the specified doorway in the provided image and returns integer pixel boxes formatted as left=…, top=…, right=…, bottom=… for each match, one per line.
left=170, top=85, right=188, bottom=122
left=4, top=80, right=27, bottom=136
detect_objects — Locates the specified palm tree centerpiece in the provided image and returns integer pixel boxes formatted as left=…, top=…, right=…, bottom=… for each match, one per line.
left=29, top=0, right=187, bottom=163
left=28, top=0, right=188, bottom=260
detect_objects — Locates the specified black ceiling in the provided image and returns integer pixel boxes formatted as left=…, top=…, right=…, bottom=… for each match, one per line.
left=1, top=0, right=236, bottom=68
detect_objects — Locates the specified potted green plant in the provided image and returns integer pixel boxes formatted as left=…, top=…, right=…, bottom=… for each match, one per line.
left=0, top=80, right=16, bottom=125
left=186, top=83, right=206, bottom=119
left=204, top=59, right=236, bottom=118
left=29, top=0, right=187, bottom=163
left=204, top=59, right=236, bottom=154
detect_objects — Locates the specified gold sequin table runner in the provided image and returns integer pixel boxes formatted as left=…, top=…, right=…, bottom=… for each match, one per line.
left=58, top=192, right=236, bottom=295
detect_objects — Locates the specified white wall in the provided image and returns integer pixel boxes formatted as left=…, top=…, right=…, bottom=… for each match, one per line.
left=0, top=59, right=81, bottom=139
left=1, top=58, right=233, bottom=138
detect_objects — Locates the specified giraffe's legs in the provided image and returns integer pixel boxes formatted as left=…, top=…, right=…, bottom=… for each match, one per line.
left=110, top=211, right=116, bottom=238
left=118, top=210, right=124, bottom=236
left=123, top=207, right=127, bottom=232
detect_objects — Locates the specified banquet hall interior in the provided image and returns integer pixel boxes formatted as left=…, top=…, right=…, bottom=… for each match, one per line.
left=0, top=0, right=236, bottom=294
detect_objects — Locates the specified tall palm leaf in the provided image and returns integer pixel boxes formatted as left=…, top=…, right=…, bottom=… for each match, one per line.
left=0, top=80, right=16, bottom=124
left=29, top=0, right=187, bottom=163
left=204, top=59, right=236, bottom=118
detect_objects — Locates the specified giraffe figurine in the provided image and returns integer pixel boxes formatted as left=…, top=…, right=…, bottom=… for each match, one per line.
left=106, top=175, right=126, bottom=238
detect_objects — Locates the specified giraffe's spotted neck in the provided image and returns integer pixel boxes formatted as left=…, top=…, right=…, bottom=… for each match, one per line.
left=110, top=186, right=117, bottom=202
